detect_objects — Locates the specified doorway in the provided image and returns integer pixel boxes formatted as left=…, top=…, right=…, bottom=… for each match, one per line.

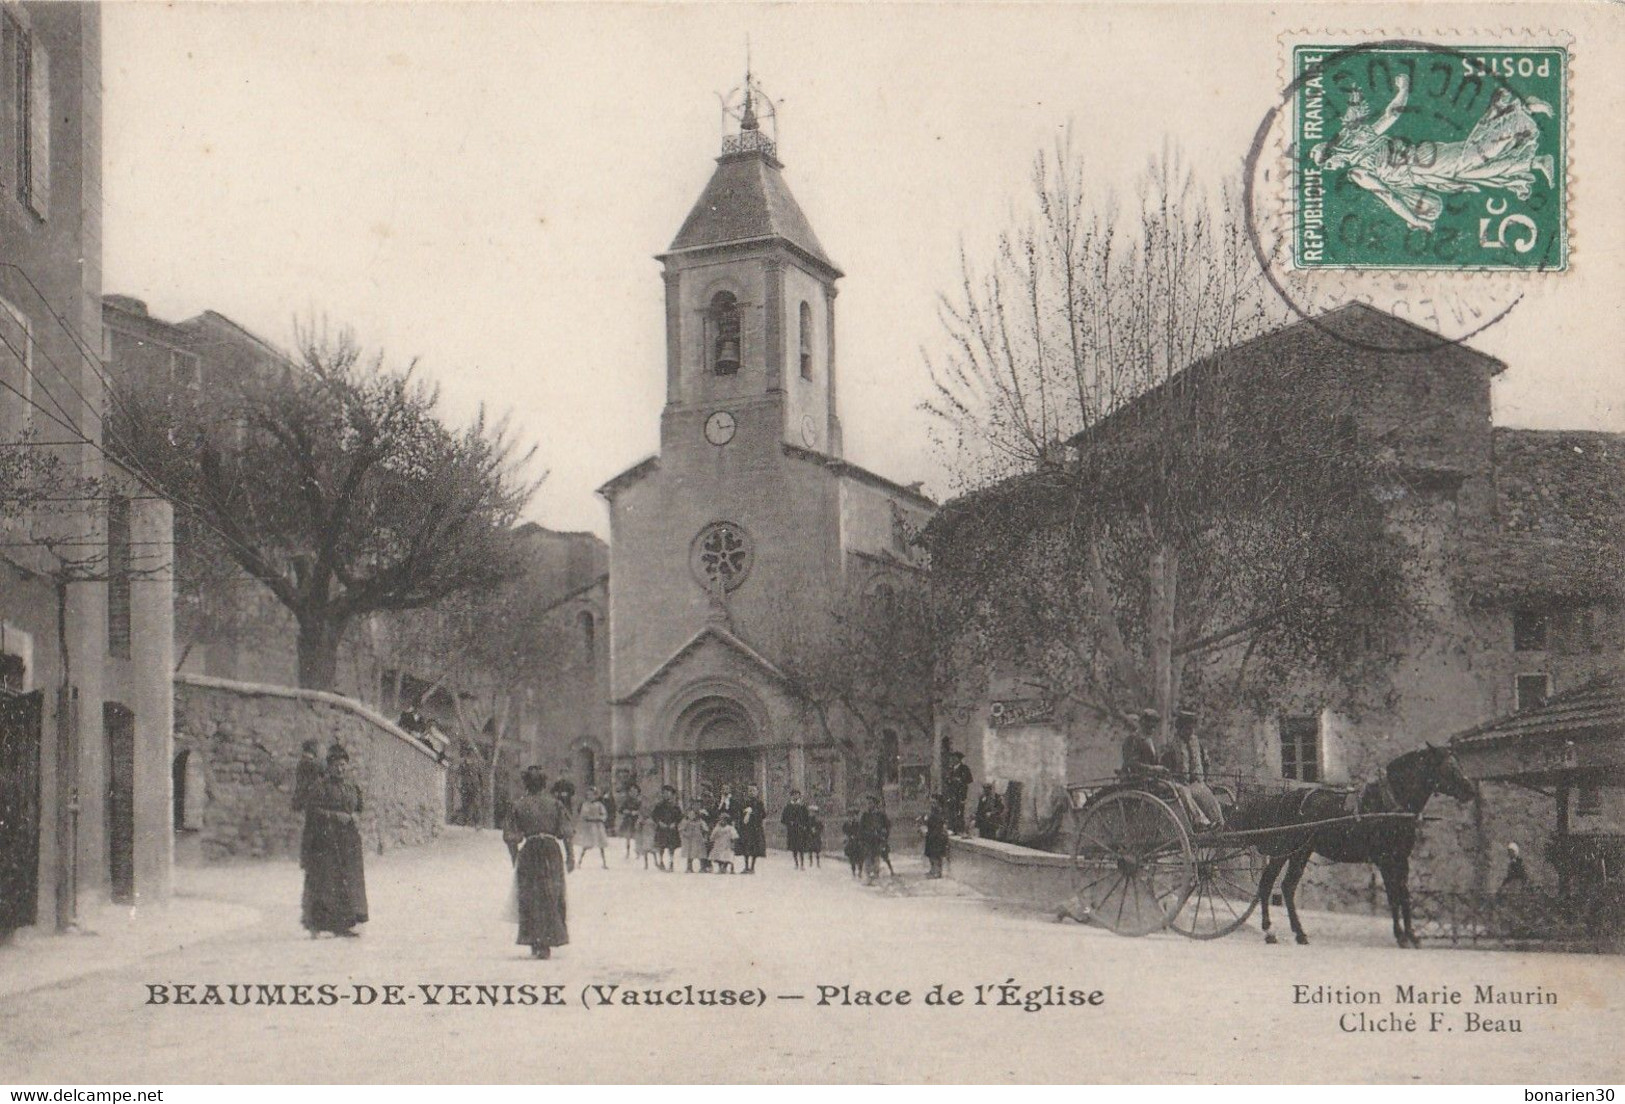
left=699, top=747, right=759, bottom=798
left=0, top=688, right=43, bottom=934
left=104, top=703, right=135, bottom=904
left=574, top=744, right=597, bottom=791
left=681, top=696, right=761, bottom=800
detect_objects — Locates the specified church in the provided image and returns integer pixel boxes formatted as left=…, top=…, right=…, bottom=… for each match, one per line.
left=597, top=81, right=936, bottom=825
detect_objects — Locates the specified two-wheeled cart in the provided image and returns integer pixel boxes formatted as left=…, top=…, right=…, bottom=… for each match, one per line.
left=1061, top=772, right=1413, bottom=939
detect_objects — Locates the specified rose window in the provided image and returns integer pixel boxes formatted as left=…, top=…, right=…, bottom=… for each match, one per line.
left=691, top=522, right=752, bottom=592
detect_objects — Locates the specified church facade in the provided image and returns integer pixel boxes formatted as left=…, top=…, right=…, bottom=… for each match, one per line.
left=598, top=95, right=934, bottom=825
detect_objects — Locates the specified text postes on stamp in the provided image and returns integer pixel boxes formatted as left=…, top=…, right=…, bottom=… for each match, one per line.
left=1294, top=44, right=1567, bottom=271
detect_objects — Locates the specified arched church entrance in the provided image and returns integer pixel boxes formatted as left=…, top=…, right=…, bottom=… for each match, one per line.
left=676, top=696, right=760, bottom=799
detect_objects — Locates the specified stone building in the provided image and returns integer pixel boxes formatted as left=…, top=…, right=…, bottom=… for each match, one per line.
left=0, top=4, right=176, bottom=934
left=598, top=87, right=935, bottom=825
left=931, top=305, right=1622, bottom=906
left=518, top=564, right=610, bottom=795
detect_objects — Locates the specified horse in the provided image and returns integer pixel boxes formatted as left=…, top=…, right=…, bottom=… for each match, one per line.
left=1226, top=744, right=1477, bottom=948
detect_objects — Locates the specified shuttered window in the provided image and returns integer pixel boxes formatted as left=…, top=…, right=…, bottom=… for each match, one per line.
left=25, top=33, right=45, bottom=217
left=6, top=16, right=47, bottom=218
left=0, top=14, right=15, bottom=196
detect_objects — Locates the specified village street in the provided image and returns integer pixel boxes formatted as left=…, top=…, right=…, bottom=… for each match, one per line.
left=2, top=829, right=1622, bottom=1084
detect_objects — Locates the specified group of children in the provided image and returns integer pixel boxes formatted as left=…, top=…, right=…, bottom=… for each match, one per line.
left=560, top=778, right=951, bottom=884
left=585, top=781, right=820, bottom=874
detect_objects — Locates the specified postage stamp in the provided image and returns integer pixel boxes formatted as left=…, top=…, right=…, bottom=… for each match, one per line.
left=1292, top=43, right=1568, bottom=271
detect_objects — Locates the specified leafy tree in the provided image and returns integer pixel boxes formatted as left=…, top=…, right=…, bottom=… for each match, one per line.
left=115, top=325, right=539, bottom=690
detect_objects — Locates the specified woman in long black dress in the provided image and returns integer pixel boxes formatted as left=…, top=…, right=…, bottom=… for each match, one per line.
left=503, top=766, right=574, bottom=959
left=302, top=745, right=368, bottom=938
left=922, top=795, right=950, bottom=879
left=781, top=790, right=811, bottom=869
left=736, top=784, right=768, bottom=874
left=650, top=785, right=683, bottom=873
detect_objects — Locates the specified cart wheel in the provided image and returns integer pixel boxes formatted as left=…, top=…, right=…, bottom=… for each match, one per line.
left=1070, top=790, right=1195, bottom=936
left=1169, top=841, right=1261, bottom=940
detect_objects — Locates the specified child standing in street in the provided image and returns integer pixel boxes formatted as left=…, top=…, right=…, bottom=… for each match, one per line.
left=708, top=814, right=738, bottom=874
left=577, top=788, right=610, bottom=869
left=634, top=809, right=658, bottom=870
left=841, top=808, right=863, bottom=878
left=806, top=805, right=824, bottom=868
left=679, top=804, right=709, bottom=873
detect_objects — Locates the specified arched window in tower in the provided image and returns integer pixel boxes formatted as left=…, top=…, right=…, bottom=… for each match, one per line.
left=577, top=610, right=595, bottom=663
left=709, top=292, right=741, bottom=376
left=798, top=301, right=813, bottom=380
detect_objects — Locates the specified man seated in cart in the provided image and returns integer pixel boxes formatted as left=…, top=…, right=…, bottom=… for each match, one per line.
left=1119, top=708, right=1221, bottom=831
left=1120, top=709, right=1162, bottom=777
left=1168, top=712, right=1225, bottom=831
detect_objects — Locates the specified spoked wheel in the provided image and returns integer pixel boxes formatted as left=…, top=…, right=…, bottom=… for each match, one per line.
left=1169, top=839, right=1261, bottom=940
left=1069, top=790, right=1195, bottom=936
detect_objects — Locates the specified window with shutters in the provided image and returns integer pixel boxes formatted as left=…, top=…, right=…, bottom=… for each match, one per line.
left=0, top=297, right=34, bottom=440
left=107, top=495, right=132, bottom=659
left=9, top=17, right=48, bottom=218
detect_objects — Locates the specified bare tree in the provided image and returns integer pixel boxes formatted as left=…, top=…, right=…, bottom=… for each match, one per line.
left=115, top=324, right=540, bottom=690
left=767, top=578, right=940, bottom=790
left=925, top=141, right=1411, bottom=771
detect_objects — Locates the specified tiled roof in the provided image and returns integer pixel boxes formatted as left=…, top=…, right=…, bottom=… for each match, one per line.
left=664, top=150, right=839, bottom=276
left=1453, top=674, right=1623, bottom=748
left=1064, top=303, right=1506, bottom=450
left=781, top=443, right=937, bottom=508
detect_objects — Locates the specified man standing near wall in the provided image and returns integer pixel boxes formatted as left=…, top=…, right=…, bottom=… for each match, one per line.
left=944, top=752, right=974, bottom=835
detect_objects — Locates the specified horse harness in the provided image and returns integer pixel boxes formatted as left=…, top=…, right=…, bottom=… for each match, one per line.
left=1296, top=767, right=1417, bottom=824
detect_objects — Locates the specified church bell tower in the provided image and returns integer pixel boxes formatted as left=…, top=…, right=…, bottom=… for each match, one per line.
left=656, top=69, right=844, bottom=460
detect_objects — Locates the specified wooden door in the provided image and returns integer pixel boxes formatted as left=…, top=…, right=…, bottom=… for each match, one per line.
left=0, top=689, right=44, bottom=933
left=104, top=703, right=135, bottom=904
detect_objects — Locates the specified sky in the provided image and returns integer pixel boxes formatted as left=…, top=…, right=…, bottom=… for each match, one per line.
left=101, top=2, right=1625, bottom=537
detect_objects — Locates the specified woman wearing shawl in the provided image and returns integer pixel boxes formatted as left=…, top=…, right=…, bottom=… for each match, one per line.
left=302, top=744, right=368, bottom=938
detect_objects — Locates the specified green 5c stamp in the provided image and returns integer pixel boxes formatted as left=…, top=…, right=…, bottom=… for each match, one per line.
left=1293, top=44, right=1567, bottom=270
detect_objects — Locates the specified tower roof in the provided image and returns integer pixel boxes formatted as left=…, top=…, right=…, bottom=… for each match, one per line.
left=664, top=148, right=841, bottom=277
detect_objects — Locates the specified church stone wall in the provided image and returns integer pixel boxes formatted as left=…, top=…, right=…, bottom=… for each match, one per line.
left=174, top=676, right=445, bottom=863
left=608, top=444, right=842, bottom=706
left=781, top=264, right=833, bottom=452
left=836, top=476, right=932, bottom=573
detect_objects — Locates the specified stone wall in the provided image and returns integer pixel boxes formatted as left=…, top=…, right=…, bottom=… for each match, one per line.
left=948, top=836, right=1076, bottom=912
left=174, top=675, right=445, bottom=863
